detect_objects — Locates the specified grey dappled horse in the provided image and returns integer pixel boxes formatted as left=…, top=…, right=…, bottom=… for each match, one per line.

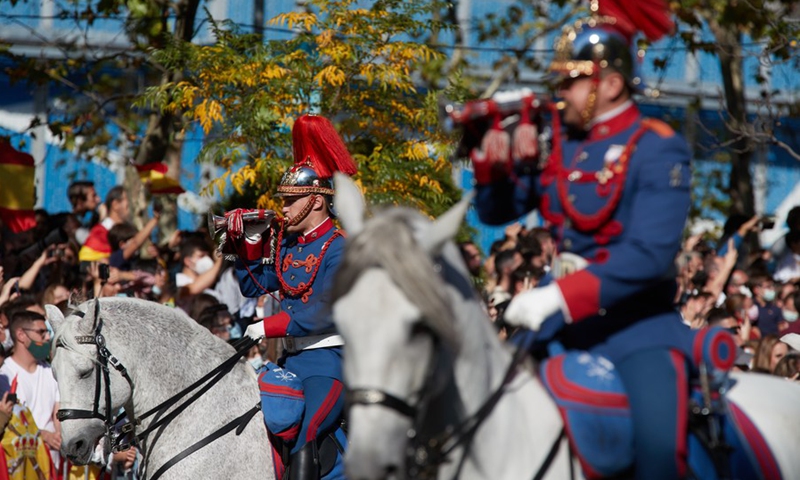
left=329, top=174, right=800, bottom=480
left=46, top=298, right=274, bottom=480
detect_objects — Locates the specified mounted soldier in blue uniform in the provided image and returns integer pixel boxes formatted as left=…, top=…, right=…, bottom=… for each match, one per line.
left=226, top=114, right=356, bottom=480
left=467, top=2, right=703, bottom=478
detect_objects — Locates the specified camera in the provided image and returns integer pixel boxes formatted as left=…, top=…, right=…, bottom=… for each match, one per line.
left=98, top=263, right=111, bottom=282
left=759, top=215, right=776, bottom=230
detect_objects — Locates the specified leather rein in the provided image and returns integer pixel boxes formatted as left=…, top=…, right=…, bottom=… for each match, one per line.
left=55, top=300, right=260, bottom=480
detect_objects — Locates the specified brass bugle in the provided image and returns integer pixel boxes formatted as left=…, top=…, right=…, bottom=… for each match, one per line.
left=208, top=209, right=277, bottom=245
left=442, top=88, right=553, bottom=129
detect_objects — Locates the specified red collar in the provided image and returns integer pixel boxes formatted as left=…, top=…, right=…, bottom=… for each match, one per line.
left=297, top=218, right=334, bottom=244
left=588, top=103, right=640, bottom=141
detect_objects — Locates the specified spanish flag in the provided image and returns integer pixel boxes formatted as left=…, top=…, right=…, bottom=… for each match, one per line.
left=78, top=218, right=114, bottom=262
left=136, top=163, right=185, bottom=195
left=0, top=140, right=36, bottom=233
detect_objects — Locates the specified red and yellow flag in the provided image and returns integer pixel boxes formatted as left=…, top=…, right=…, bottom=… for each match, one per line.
left=78, top=221, right=112, bottom=262
left=0, top=141, right=36, bottom=233
left=136, top=163, right=185, bottom=195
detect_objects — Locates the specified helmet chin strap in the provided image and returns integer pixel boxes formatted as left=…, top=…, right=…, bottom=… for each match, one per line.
left=580, top=66, right=601, bottom=129
left=285, top=194, right=317, bottom=228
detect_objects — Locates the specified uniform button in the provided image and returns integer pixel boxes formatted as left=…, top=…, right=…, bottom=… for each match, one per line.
left=577, top=152, right=588, bottom=162
left=287, top=305, right=292, bottom=310
left=290, top=275, right=295, bottom=280
left=568, top=194, right=576, bottom=202
left=564, top=219, right=572, bottom=229
left=298, top=247, right=303, bottom=253
left=563, top=239, right=572, bottom=250
left=598, top=308, right=606, bottom=316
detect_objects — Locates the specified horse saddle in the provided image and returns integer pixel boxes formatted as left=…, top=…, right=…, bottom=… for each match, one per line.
left=540, top=351, right=780, bottom=479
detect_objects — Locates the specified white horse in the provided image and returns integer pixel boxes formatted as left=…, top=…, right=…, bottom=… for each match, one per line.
left=46, top=297, right=274, bottom=480
left=329, top=174, right=800, bottom=480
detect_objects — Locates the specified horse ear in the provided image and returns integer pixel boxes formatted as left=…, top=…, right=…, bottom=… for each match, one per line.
left=420, top=191, right=474, bottom=255
left=334, top=172, right=365, bottom=235
left=45, top=305, right=66, bottom=333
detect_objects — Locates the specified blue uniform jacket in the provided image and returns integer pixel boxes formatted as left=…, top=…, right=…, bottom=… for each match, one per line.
left=476, top=103, right=695, bottom=363
left=235, top=217, right=343, bottom=381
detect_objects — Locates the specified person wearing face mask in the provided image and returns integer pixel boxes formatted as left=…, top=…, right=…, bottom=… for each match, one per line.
left=174, top=238, right=224, bottom=303
left=748, top=273, right=783, bottom=336
left=0, top=310, right=61, bottom=464
left=779, top=291, right=800, bottom=335
left=231, top=114, right=357, bottom=480
left=0, top=307, right=15, bottom=355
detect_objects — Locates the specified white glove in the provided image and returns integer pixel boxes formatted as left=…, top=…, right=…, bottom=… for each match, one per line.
left=503, top=283, right=568, bottom=331
left=245, top=320, right=265, bottom=340
left=244, top=220, right=270, bottom=243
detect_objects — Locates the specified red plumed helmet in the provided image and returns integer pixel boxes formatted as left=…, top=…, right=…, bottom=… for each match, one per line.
left=277, top=115, right=357, bottom=197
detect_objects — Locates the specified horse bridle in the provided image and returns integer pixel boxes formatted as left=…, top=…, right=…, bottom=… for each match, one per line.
left=54, top=300, right=262, bottom=480
left=347, top=332, right=452, bottom=479
left=55, top=301, right=138, bottom=451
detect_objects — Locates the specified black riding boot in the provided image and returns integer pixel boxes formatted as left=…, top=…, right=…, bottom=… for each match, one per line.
left=289, top=442, right=320, bottom=480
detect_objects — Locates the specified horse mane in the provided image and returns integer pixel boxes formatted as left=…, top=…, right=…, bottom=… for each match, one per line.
left=52, top=298, right=206, bottom=360
left=333, top=207, right=459, bottom=349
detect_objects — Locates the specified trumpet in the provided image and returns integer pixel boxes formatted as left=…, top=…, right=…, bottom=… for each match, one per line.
left=442, top=88, right=556, bottom=163
left=208, top=210, right=276, bottom=237
left=208, top=209, right=278, bottom=263
left=441, top=88, right=555, bottom=133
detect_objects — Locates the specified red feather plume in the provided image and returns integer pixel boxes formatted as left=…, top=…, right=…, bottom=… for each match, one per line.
left=594, top=0, right=675, bottom=42
left=291, top=115, right=357, bottom=179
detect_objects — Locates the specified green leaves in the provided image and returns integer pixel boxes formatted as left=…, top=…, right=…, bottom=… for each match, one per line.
left=138, top=0, right=460, bottom=215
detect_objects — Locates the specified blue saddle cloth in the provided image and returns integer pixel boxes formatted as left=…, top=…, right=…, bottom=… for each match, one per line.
left=540, top=352, right=781, bottom=479
left=257, top=361, right=305, bottom=440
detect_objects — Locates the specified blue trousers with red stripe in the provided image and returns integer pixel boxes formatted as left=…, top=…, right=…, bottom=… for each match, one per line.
left=293, top=376, right=345, bottom=454
left=615, top=348, right=689, bottom=480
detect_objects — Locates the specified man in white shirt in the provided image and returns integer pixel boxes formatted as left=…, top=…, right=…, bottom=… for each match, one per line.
left=0, top=310, right=61, bottom=464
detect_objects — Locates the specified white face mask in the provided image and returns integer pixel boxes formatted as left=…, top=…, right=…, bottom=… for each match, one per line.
left=1, top=328, right=13, bottom=353
left=762, top=289, right=776, bottom=302
left=249, top=357, right=264, bottom=370
left=738, top=285, right=753, bottom=298
left=784, top=310, right=799, bottom=323
left=747, top=304, right=759, bottom=321
left=193, top=255, right=214, bottom=275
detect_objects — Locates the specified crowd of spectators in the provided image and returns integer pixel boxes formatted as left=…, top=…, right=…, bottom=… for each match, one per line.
left=0, top=181, right=278, bottom=478
left=460, top=206, right=800, bottom=378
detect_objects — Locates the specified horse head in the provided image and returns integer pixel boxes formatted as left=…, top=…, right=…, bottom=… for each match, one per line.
left=46, top=298, right=137, bottom=464
left=331, top=174, right=475, bottom=479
